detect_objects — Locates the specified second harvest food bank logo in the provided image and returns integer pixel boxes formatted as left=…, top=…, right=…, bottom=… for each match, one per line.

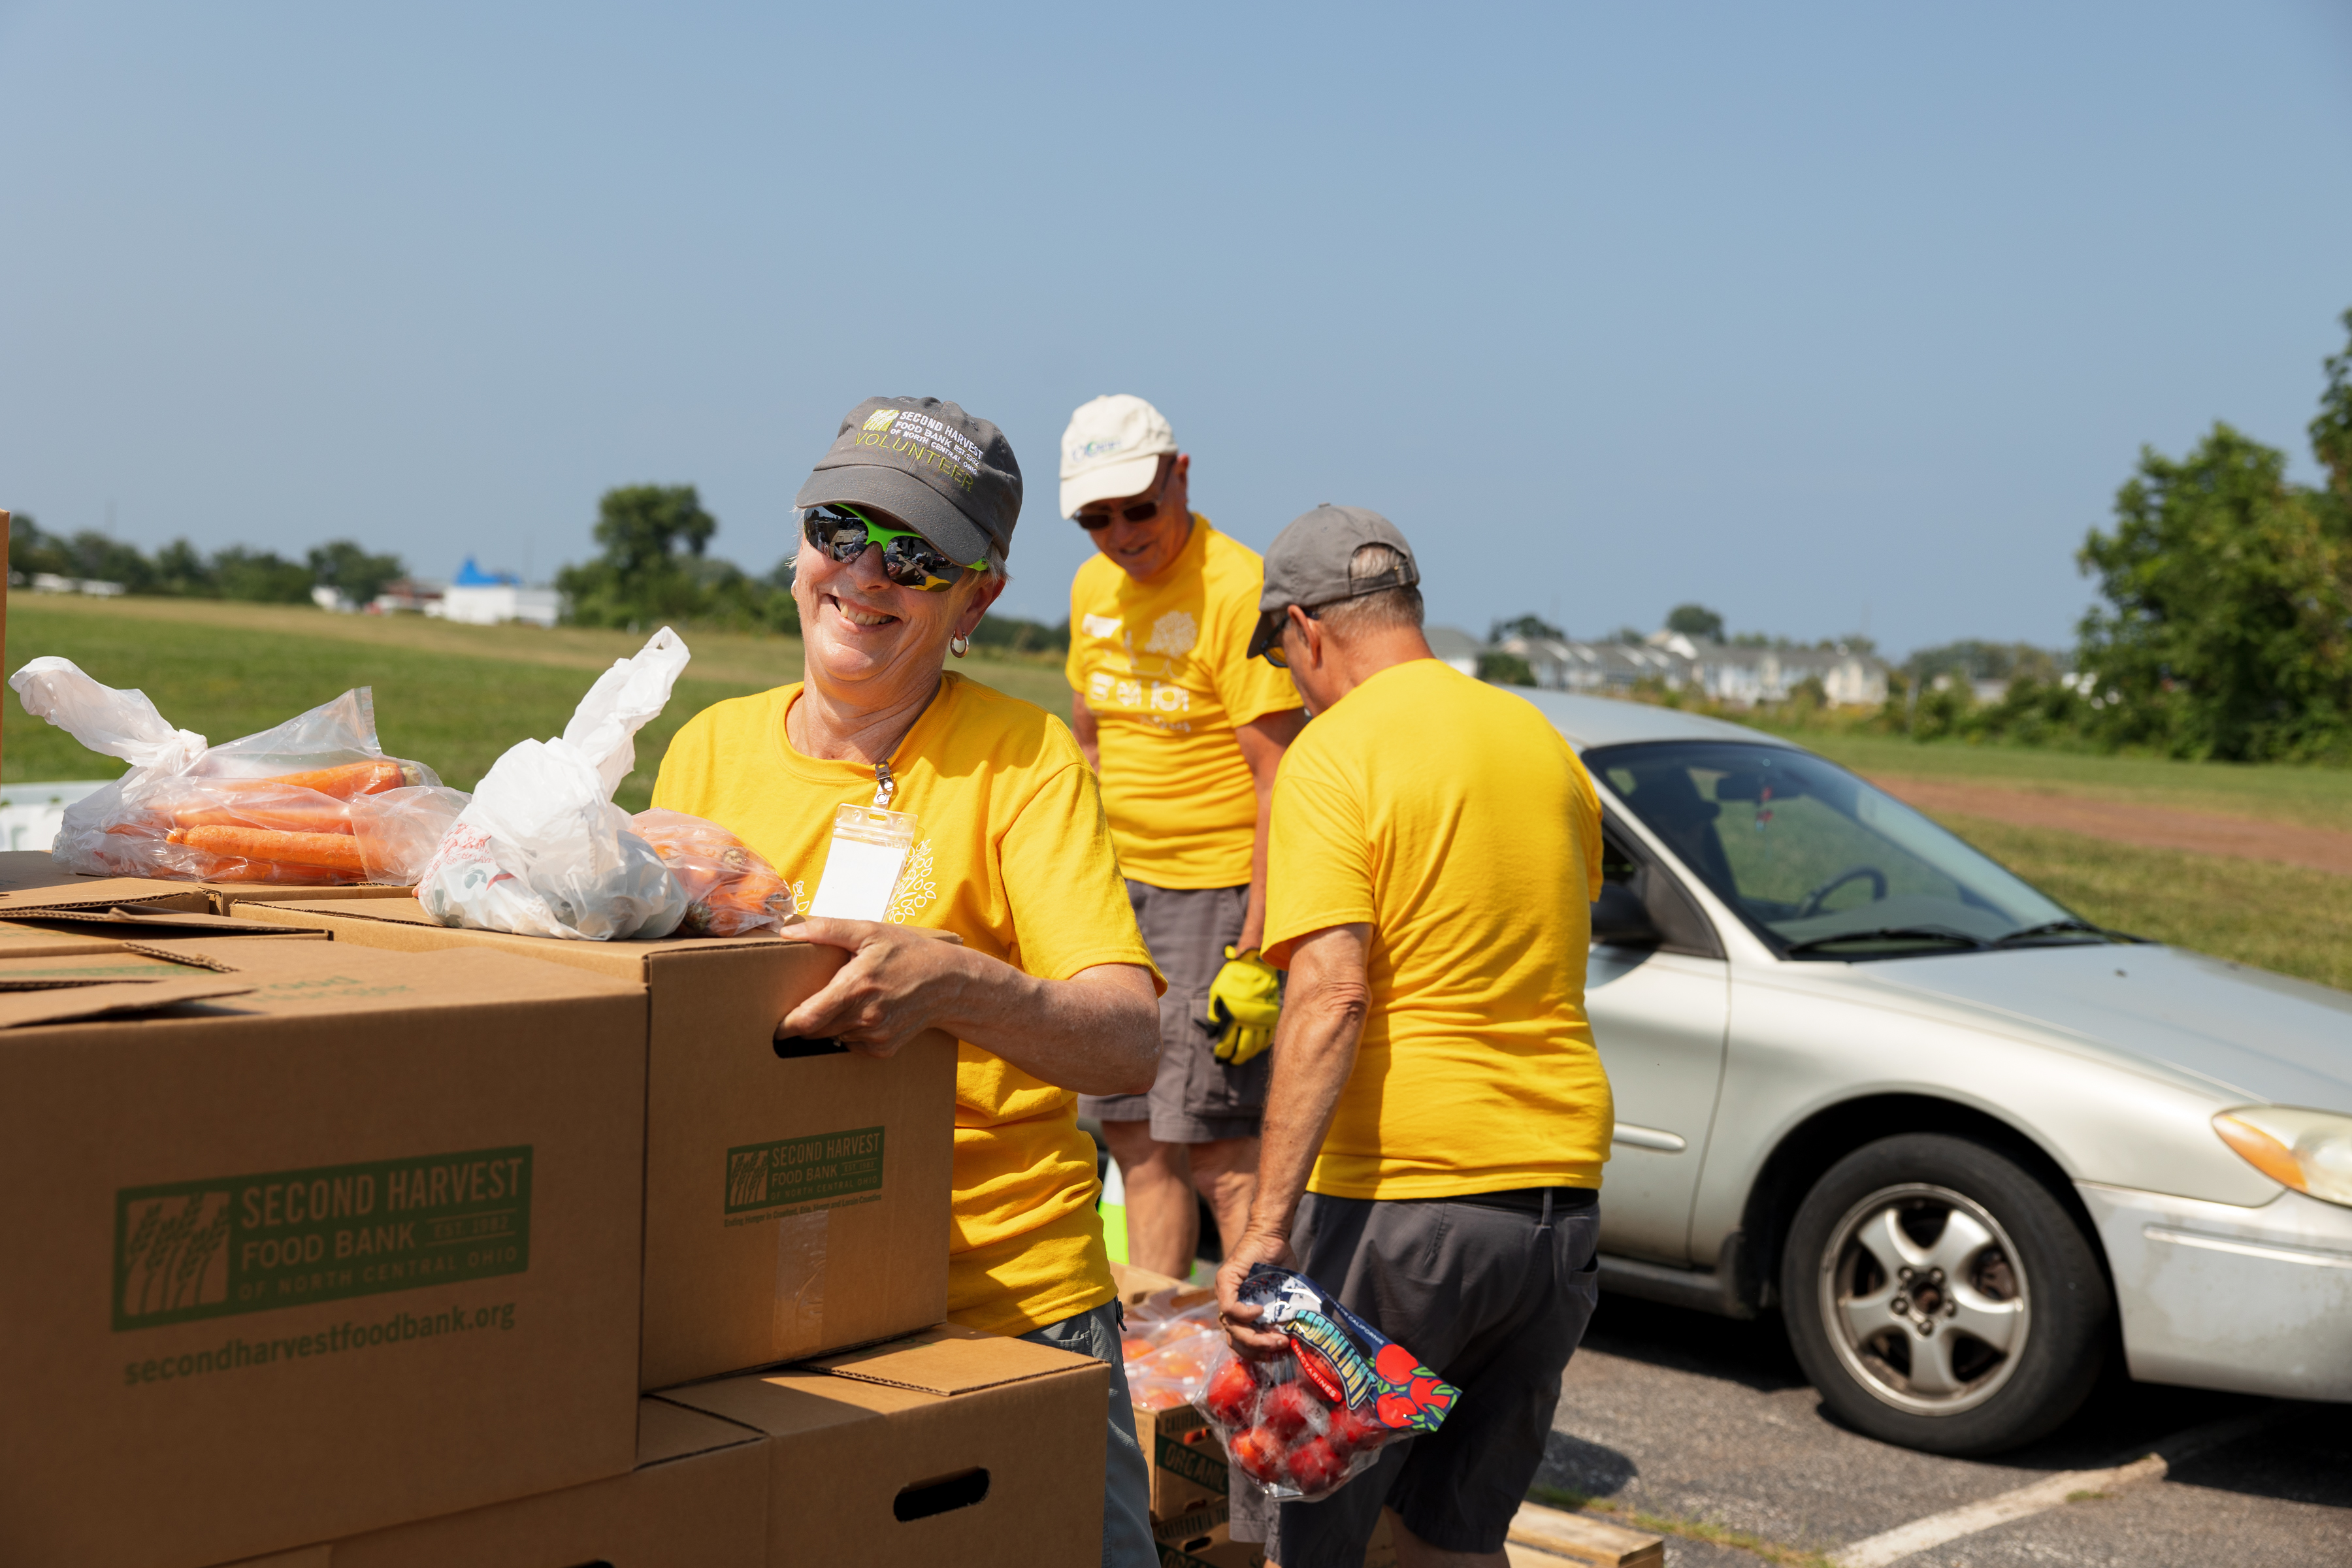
left=112, top=1147, right=532, bottom=1331
left=723, top=1126, right=885, bottom=1224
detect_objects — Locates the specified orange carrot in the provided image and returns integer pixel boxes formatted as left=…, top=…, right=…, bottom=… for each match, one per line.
left=171, top=793, right=355, bottom=834
left=252, top=759, right=407, bottom=799
left=168, top=826, right=367, bottom=875
left=194, top=859, right=350, bottom=884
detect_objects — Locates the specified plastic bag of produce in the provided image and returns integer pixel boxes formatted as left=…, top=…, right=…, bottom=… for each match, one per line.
left=1194, top=1264, right=1460, bottom=1502
left=416, top=628, right=691, bottom=941
left=6, top=657, right=463, bottom=885
left=629, top=809, right=799, bottom=936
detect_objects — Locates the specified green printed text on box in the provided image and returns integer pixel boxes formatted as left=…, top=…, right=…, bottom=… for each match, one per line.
left=112, top=1146, right=532, bottom=1331
left=725, top=1126, right=885, bottom=1218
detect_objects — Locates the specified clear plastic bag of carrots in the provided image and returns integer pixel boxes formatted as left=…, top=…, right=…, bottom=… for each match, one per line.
left=629, top=809, right=799, bottom=936
left=8, top=657, right=467, bottom=887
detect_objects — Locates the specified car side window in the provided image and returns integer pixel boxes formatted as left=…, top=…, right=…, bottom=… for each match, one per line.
left=1599, top=830, right=1642, bottom=888
left=1599, top=815, right=1725, bottom=960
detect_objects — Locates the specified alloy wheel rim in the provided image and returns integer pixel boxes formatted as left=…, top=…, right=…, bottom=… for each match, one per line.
left=1816, top=1182, right=2031, bottom=1416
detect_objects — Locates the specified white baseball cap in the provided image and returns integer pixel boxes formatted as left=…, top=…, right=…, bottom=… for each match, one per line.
left=1059, top=394, right=1177, bottom=519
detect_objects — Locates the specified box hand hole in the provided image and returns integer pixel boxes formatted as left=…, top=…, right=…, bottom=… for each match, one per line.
left=773, top=1032, right=849, bottom=1059
left=892, top=1467, right=990, bottom=1521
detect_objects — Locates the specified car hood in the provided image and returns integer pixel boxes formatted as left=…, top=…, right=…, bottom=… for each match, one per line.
left=1854, top=943, right=2352, bottom=1109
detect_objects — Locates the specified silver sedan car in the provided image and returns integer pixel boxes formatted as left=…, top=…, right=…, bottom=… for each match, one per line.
left=1520, top=689, right=2352, bottom=1455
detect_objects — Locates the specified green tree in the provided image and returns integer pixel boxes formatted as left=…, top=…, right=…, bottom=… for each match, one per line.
left=559, top=485, right=721, bottom=627
left=209, top=547, right=315, bottom=604
left=971, top=613, right=1067, bottom=654
left=2312, top=306, right=2352, bottom=514
left=1665, top=603, right=1725, bottom=640
left=7, top=514, right=71, bottom=579
left=1477, top=651, right=1537, bottom=686
left=150, top=539, right=216, bottom=595
left=2075, top=421, right=2351, bottom=760
left=307, top=540, right=406, bottom=606
left=1489, top=613, right=1565, bottom=643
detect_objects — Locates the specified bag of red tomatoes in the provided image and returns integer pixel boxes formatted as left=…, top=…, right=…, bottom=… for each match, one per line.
left=1192, top=1264, right=1461, bottom=1502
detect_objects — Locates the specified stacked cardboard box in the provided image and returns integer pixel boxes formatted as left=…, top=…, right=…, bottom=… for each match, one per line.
left=225, top=896, right=957, bottom=1386
left=1111, top=1263, right=1240, bottom=1561
left=0, top=933, right=649, bottom=1568
left=0, top=844, right=1112, bottom=1566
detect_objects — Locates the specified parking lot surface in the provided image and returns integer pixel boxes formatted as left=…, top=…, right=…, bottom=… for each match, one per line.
left=1537, top=1295, right=2351, bottom=1567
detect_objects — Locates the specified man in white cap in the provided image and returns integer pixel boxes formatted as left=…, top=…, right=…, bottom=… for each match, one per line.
left=1062, top=394, right=1305, bottom=1280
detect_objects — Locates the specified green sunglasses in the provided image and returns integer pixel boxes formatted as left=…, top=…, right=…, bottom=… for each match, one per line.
left=802, top=504, right=986, bottom=593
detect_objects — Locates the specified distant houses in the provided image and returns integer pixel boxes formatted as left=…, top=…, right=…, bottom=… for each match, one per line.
left=1459, top=625, right=1891, bottom=708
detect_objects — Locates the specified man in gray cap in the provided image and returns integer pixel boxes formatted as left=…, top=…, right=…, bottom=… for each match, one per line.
left=1213, top=507, right=1614, bottom=1568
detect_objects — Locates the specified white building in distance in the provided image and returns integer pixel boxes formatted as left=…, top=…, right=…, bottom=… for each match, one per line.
left=425, top=557, right=561, bottom=628
left=1496, top=629, right=1889, bottom=708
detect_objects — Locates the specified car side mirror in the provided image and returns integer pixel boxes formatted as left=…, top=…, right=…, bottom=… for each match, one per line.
left=1592, top=881, right=1661, bottom=946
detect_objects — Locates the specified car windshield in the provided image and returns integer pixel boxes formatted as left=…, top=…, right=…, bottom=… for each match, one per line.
left=1584, top=740, right=2080, bottom=958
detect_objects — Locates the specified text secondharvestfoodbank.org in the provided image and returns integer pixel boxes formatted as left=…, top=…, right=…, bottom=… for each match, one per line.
left=123, top=1299, right=518, bottom=1387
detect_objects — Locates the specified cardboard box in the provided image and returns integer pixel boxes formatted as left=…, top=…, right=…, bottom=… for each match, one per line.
left=1109, top=1263, right=1230, bottom=1520
left=1156, top=1522, right=1266, bottom=1568
left=658, top=1322, right=1110, bottom=1568
left=1154, top=1495, right=1233, bottom=1546
left=1138, top=1396, right=1228, bottom=1520
left=216, top=1399, right=770, bottom=1568
left=231, top=897, right=956, bottom=1388
left=0, top=849, right=217, bottom=911
left=202, top=881, right=417, bottom=913
left=0, top=917, right=187, bottom=960
left=0, top=849, right=414, bottom=917
left=0, top=936, right=651, bottom=1568
left=1111, top=1259, right=1215, bottom=1313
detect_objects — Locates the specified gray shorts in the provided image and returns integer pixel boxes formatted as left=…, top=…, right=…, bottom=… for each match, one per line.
left=1232, top=1188, right=1601, bottom=1568
left=1077, top=881, right=1268, bottom=1143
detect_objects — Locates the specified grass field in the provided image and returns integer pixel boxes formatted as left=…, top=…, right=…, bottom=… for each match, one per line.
left=1764, top=727, right=2352, bottom=833
left=7, top=596, right=2343, bottom=989
left=1, top=594, right=1071, bottom=813
left=1925, top=811, right=2352, bottom=990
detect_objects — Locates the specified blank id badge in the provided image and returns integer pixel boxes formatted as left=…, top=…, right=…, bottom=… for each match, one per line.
left=805, top=804, right=918, bottom=921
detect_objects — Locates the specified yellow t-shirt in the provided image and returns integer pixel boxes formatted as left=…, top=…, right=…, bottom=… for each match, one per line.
left=1066, top=515, right=1303, bottom=889
left=651, top=673, right=1159, bottom=1337
left=1263, top=659, right=1613, bottom=1200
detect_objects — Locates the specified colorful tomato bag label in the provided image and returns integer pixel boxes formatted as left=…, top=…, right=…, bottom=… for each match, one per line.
left=1191, top=1264, right=1460, bottom=1502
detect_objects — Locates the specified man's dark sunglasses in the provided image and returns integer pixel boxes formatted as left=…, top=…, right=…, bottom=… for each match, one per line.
left=1075, top=494, right=1164, bottom=531
left=802, top=504, right=980, bottom=593
left=1258, top=604, right=1318, bottom=668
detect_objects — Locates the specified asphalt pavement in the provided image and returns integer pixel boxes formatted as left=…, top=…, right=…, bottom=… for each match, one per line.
left=1536, top=1294, right=2351, bottom=1567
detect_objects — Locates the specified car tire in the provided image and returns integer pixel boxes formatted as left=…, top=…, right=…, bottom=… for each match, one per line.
left=1780, top=1132, right=2108, bottom=1456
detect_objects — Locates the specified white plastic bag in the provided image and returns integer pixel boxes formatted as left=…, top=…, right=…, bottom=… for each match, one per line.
left=416, top=628, right=693, bottom=941
left=7, top=657, right=459, bottom=885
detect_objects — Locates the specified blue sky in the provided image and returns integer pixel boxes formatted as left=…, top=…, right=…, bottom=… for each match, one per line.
left=4, top=2, right=2348, bottom=655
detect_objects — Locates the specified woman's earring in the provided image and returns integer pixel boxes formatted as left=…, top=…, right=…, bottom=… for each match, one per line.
left=950, top=634, right=970, bottom=659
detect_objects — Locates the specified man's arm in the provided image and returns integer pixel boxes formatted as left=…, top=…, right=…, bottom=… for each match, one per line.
left=1215, top=921, right=1370, bottom=1353
left=1232, top=709, right=1307, bottom=951
left=1070, top=691, right=1101, bottom=773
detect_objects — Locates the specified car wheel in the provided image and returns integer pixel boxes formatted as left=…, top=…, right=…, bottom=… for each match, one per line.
left=1780, top=1132, right=2108, bottom=1456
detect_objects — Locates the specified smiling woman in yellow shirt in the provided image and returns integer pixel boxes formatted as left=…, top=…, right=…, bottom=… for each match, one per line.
left=657, top=673, right=1155, bottom=1331
left=655, top=397, right=1165, bottom=1568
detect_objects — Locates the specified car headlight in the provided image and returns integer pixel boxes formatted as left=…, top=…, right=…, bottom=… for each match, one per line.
left=2213, top=1106, right=2352, bottom=1207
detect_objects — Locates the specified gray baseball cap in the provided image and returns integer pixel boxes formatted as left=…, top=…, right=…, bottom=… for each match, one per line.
left=1247, top=504, right=1422, bottom=658
left=794, top=396, right=1022, bottom=566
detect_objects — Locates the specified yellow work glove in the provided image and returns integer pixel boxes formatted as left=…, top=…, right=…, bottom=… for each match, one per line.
left=1206, top=945, right=1282, bottom=1066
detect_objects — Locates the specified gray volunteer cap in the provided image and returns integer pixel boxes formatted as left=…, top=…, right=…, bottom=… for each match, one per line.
left=794, top=396, right=1023, bottom=567
left=1247, top=504, right=1422, bottom=658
